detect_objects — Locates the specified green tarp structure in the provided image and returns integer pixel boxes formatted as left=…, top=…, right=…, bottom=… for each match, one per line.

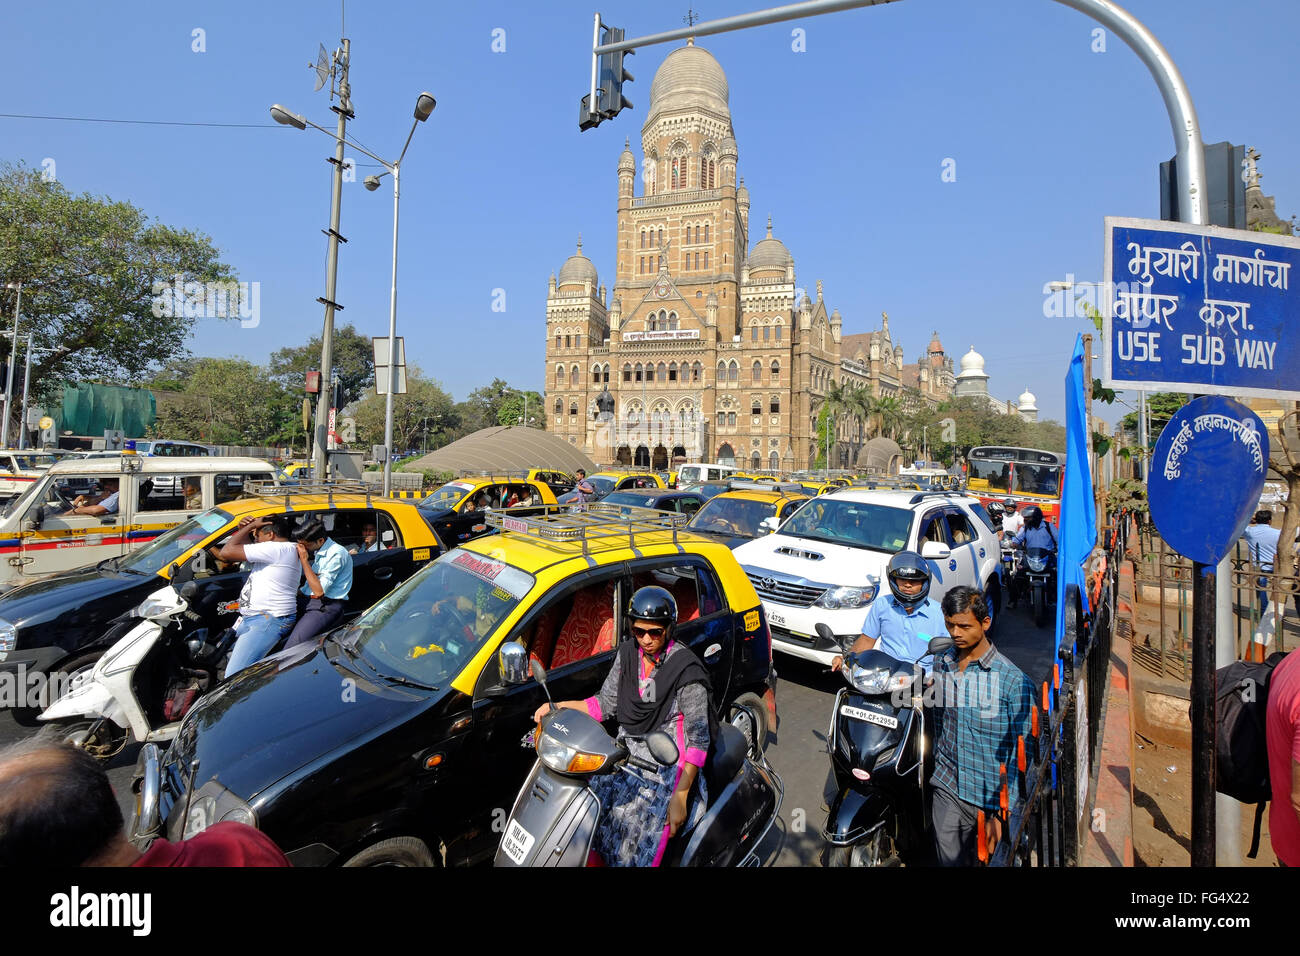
left=53, top=383, right=156, bottom=438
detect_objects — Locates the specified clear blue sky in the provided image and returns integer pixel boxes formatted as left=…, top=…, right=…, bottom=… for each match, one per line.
left=4, top=0, right=1297, bottom=426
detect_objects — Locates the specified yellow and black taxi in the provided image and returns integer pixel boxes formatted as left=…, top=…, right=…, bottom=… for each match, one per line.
left=418, top=475, right=559, bottom=545
left=138, top=506, right=777, bottom=867
left=0, top=483, right=444, bottom=707
left=524, top=468, right=576, bottom=497
left=555, top=469, right=665, bottom=504
left=685, top=481, right=811, bottom=549
left=795, top=479, right=840, bottom=498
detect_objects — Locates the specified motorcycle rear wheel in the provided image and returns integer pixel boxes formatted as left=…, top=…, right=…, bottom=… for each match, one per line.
left=36, top=718, right=129, bottom=761
left=821, top=828, right=900, bottom=867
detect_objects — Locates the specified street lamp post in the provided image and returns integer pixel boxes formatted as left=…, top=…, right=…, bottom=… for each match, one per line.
left=2, top=281, right=21, bottom=448
left=17, top=334, right=35, bottom=450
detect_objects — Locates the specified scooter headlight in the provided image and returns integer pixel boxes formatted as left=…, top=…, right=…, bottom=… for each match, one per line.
left=847, top=663, right=912, bottom=696
left=135, top=593, right=181, bottom=619
left=536, top=733, right=608, bottom=775
left=1026, top=554, right=1049, bottom=573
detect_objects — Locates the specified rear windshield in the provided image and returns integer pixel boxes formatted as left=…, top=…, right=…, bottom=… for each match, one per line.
left=688, top=496, right=775, bottom=538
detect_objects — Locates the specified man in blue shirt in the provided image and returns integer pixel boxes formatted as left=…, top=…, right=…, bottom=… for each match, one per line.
left=831, top=551, right=945, bottom=675
left=283, top=518, right=354, bottom=650
left=1242, top=509, right=1281, bottom=613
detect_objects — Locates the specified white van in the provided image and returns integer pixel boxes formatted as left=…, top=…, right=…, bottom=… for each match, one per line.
left=0, top=456, right=274, bottom=588
left=677, top=462, right=740, bottom=486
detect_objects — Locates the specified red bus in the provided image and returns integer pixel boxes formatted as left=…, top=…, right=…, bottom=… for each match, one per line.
left=965, top=446, right=1065, bottom=525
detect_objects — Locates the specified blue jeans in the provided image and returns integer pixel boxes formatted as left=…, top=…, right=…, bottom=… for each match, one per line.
left=226, top=611, right=296, bottom=676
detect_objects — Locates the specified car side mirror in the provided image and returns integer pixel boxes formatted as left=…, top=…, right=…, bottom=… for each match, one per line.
left=758, top=516, right=778, bottom=533
left=920, top=541, right=951, bottom=560
left=498, top=640, right=530, bottom=686
left=21, top=517, right=38, bottom=532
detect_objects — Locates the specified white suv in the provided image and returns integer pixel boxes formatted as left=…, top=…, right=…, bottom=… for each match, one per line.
left=732, top=489, right=1002, bottom=666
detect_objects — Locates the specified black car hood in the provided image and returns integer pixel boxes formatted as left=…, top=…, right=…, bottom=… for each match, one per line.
left=169, top=642, right=439, bottom=802
left=0, top=565, right=157, bottom=629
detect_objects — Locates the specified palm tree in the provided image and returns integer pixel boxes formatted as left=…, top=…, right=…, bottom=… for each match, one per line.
left=875, top=395, right=905, bottom=441
left=814, top=379, right=853, bottom=472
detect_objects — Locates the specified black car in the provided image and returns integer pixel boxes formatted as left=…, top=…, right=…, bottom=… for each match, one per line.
left=596, top=488, right=704, bottom=517
left=136, top=533, right=776, bottom=867
left=0, top=503, right=438, bottom=717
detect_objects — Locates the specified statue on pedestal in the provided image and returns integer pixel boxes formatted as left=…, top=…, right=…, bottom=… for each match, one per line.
left=595, top=383, right=615, bottom=421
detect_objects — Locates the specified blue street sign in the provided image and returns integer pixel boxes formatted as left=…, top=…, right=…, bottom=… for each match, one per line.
left=1147, top=396, right=1269, bottom=565
left=1103, top=216, right=1300, bottom=400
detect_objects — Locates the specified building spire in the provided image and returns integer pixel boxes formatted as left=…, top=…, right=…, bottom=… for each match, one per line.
left=576, top=233, right=583, bottom=254
left=766, top=214, right=773, bottom=238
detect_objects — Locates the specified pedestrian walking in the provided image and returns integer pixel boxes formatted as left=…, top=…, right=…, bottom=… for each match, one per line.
left=1267, top=649, right=1300, bottom=867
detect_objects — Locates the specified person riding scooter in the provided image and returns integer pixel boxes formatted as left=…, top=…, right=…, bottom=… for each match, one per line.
left=531, top=585, right=712, bottom=866
left=831, top=550, right=943, bottom=676
left=1009, top=505, right=1056, bottom=608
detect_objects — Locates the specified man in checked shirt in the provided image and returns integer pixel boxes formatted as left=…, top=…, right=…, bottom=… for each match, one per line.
left=929, top=586, right=1035, bottom=865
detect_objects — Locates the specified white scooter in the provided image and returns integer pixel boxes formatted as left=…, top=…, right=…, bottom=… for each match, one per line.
left=37, top=580, right=237, bottom=759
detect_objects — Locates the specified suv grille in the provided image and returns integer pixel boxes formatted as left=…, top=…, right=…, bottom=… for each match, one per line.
left=746, top=573, right=827, bottom=607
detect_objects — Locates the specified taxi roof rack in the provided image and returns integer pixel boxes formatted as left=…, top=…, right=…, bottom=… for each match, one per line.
left=244, top=479, right=374, bottom=511
left=484, top=503, right=689, bottom=556
left=726, top=479, right=804, bottom=494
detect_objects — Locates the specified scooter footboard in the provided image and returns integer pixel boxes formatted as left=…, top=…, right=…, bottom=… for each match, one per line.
left=676, top=760, right=780, bottom=867
left=494, top=762, right=601, bottom=868
left=38, top=680, right=129, bottom=732
left=823, top=786, right=892, bottom=846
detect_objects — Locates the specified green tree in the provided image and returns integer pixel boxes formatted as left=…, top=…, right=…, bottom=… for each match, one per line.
left=149, top=358, right=293, bottom=445
left=353, top=368, right=458, bottom=455
left=1120, top=391, right=1189, bottom=446
left=0, top=162, right=237, bottom=416
left=268, top=323, right=375, bottom=408
left=497, top=390, right=545, bottom=429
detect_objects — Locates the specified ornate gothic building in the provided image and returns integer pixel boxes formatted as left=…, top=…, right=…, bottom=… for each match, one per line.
left=543, top=41, right=953, bottom=471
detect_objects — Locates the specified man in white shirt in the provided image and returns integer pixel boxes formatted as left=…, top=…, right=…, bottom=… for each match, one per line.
left=1000, top=498, right=1023, bottom=539
left=219, top=515, right=302, bottom=675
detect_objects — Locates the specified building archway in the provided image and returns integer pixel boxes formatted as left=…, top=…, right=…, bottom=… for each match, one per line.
left=652, top=445, right=668, bottom=471
left=717, top=443, right=735, bottom=466
left=635, top=445, right=650, bottom=467
left=671, top=445, right=686, bottom=464
left=616, top=444, right=632, bottom=466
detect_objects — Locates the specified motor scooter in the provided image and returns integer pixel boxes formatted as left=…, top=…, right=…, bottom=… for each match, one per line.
left=1001, top=545, right=1020, bottom=605
left=817, top=622, right=953, bottom=867
left=493, top=642, right=783, bottom=867
left=1023, top=546, right=1057, bottom=628
left=36, top=579, right=238, bottom=758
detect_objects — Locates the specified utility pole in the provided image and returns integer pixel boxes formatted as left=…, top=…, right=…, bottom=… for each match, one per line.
left=17, top=334, right=33, bottom=450
left=2, top=281, right=21, bottom=448
left=313, top=38, right=352, bottom=480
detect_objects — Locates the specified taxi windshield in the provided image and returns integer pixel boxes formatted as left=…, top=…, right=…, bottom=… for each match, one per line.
left=421, top=481, right=475, bottom=511
left=689, top=497, right=776, bottom=538
left=12, top=454, right=57, bottom=470
left=119, top=509, right=233, bottom=575
left=779, top=499, right=913, bottom=553
left=336, top=550, right=535, bottom=688
left=586, top=476, right=615, bottom=496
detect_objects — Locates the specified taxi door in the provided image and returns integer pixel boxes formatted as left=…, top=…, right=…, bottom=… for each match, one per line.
left=18, top=471, right=129, bottom=578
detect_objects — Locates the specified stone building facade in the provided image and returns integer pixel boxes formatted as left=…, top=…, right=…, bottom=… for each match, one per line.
left=543, top=41, right=953, bottom=471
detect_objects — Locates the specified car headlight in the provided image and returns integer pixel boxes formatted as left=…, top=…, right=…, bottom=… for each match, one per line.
left=816, top=579, right=878, bottom=610
left=847, top=662, right=913, bottom=696
left=536, top=733, right=608, bottom=775
left=179, top=780, right=257, bottom=839
left=0, top=619, right=16, bottom=653
left=1026, top=554, right=1049, bottom=572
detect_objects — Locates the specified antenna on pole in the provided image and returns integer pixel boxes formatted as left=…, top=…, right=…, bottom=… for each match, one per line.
left=683, top=9, right=701, bottom=28
left=311, top=43, right=330, bottom=92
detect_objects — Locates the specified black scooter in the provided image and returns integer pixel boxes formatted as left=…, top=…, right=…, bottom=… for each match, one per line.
left=493, top=642, right=783, bottom=867
left=817, top=622, right=952, bottom=867
left=1020, top=546, right=1057, bottom=628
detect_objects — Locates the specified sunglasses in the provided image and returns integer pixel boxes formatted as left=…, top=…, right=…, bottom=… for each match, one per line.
left=632, top=625, right=666, bottom=639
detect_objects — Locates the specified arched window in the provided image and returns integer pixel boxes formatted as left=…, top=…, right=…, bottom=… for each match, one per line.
left=703, top=252, right=709, bottom=269
left=565, top=334, right=571, bottom=349
left=692, top=361, right=702, bottom=382
left=763, top=326, right=770, bottom=342
left=717, top=411, right=725, bottom=428
left=769, top=451, right=779, bottom=470
left=592, top=365, right=601, bottom=384
left=668, top=362, right=678, bottom=382
left=704, top=223, right=710, bottom=242
left=571, top=364, right=579, bottom=382
left=771, top=360, right=781, bottom=382
left=648, top=314, right=656, bottom=332
left=751, top=326, right=758, bottom=343
left=576, top=333, right=582, bottom=349
left=555, top=333, right=561, bottom=350
left=669, top=312, right=678, bottom=330
left=569, top=401, right=578, bottom=416
left=727, top=412, right=736, bottom=426
left=717, top=361, right=726, bottom=380
left=640, top=230, right=645, bottom=249
left=752, top=452, right=761, bottom=470
left=775, top=323, right=782, bottom=342
left=694, top=252, right=699, bottom=271
left=635, top=362, right=644, bottom=382
left=751, top=398, right=761, bottom=415
left=658, top=228, right=664, bottom=247
left=603, top=364, right=610, bottom=383
left=657, top=362, right=667, bottom=381
left=554, top=398, right=562, bottom=414
left=646, top=364, right=655, bottom=382
left=770, top=395, right=781, bottom=413
left=623, top=362, right=632, bottom=382
left=728, top=360, right=738, bottom=382
left=556, top=365, right=566, bottom=385
left=752, top=361, right=762, bottom=382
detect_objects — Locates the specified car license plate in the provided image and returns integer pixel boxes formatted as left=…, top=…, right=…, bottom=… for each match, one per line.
left=501, top=819, right=535, bottom=865
left=768, top=610, right=786, bottom=627
left=839, top=705, right=899, bottom=729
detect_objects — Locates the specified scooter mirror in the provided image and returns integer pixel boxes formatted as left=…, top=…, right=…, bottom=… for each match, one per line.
left=926, top=635, right=954, bottom=656
left=814, top=622, right=834, bottom=642
left=529, top=656, right=549, bottom=689
left=179, top=581, right=198, bottom=600
left=645, top=731, right=680, bottom=767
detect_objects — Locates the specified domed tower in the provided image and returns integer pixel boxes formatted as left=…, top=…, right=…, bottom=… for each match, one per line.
left=1017, top=387, right=1039, bottom=423
left=953, top=346, right=990, bottom=400
left=545, top=238, right=607, bottom=447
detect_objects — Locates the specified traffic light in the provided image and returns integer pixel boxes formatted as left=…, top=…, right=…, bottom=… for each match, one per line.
left=577, top=24, right=634, bottom=131
left=598, top=27, right=634, bottom=119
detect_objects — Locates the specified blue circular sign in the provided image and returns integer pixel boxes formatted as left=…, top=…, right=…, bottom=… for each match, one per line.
left=1148, top=396, right=1269, bottom=564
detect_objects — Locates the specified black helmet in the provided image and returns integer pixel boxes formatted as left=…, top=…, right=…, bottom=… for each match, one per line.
left=1023, top=505, right=1043, bottom=529
left=1003, top=498, right=1017, bottom=511
left=626, top=585, right=678, bottom=630
left=886, top=550, right=931, bottom=611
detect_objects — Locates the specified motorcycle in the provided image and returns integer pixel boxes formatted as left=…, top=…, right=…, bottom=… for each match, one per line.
left=36, top=579, right=238, bottom=759
left=493, top=642, right=784, bottom=867
left=1000, top=545, right=1020, bottom=605
left=817, top=622, right=953, bottom=867
left=1023, top=546, right=1057, bottom=628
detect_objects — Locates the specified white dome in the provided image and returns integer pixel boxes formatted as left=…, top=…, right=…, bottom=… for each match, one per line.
left=645, top=43, right=730, bottom=128
left=746, top=217, right=792, bottom=275
left=1018, top=388, right=1038, bottom=411
left=959, top=346, right=985, bottom=373
left=557, top=239, right=597, bottom=288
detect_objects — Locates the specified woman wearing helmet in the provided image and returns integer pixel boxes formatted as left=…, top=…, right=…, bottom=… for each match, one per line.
left=830, top=550, right=946, bottom=675
left=532, top=585, right=712, bottom=866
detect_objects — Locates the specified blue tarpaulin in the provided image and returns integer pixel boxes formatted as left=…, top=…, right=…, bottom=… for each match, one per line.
left=1056, top=335, right=1098, bottom=650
